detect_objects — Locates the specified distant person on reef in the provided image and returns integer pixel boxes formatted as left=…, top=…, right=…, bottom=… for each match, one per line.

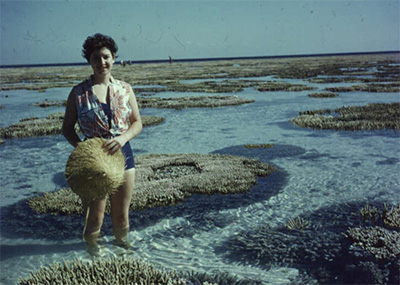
left=62, top=33, right=142, bottom=255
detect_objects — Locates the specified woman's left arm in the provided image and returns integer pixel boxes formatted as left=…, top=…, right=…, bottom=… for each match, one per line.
left=105, top=86, right=143, bottom=154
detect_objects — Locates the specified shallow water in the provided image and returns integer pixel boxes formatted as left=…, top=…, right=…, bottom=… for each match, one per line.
left=0, top=75, right=399, bottom=283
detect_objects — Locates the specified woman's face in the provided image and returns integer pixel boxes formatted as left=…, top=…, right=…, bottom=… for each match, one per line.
left=89, top=47, right=115, bottom=77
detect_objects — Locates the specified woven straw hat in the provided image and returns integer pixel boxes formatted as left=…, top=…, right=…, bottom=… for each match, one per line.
left=65, top=138, right=125, bottom=201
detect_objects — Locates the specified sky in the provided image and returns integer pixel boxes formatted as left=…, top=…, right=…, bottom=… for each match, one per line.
left=1, top=0, right=399, bottom=65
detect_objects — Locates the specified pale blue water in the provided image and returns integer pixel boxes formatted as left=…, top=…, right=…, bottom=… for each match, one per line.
left=0, top=75, right=399, bottom=283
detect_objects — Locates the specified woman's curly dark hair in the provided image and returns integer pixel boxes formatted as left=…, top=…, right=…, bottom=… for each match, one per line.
left=82, top=33, right=118, bottom=63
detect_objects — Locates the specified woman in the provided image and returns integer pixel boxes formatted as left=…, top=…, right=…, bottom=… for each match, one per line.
left=62, top=33, right=142, bottom=254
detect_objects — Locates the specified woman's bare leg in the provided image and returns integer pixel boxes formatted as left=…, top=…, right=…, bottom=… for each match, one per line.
left=110, top=168, right=135, bottom=247
left=82, top=197, right=107, bottom=254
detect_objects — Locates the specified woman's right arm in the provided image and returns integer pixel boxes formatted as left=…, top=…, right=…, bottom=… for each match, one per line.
left=62, top=89, right=81, bottom=147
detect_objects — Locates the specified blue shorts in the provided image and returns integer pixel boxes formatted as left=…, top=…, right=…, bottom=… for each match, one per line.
left=121, top=143, right=135, bottom=170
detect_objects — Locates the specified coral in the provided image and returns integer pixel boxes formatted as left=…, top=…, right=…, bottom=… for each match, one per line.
left=65, top=138, right=125, bottom=201
left=286, top=217, right=310, bottom=231
left=307, top=92, right=338, bottom=98
left=254, top=81, right=315, bottom=92
left=0, top=115, right=74, bottom=139
left=18, top=257, right=260, bottom=285
left=307, top=77, right=400, bottom=84
left=30, top=99, right=67, bottom=107
left=218, top=201, right=400, bottom=284
left=30, top=153, right=276, bottom=215
left=137, top=95, right=254, bottom=109
left=343, top=261, right=388, bottom=284
left=344, top=226, right=400, bottom=260
left=359, top=204, right=382, bottom=223
left=324, top=82, right=400, bottom=93
left=358, top=203, right=400, bottom=230
left=2, top=53, right=398, bottom=92
left=291, top=103, right=400, bottom=131
left=384, top=203, right=400, bottom=229
left=165, top=80, right=244, bottom=93
left=182, top=271, right=262, bottom=285
left=18, top=258, right=186, bottom=285
left=29, top=188, right=83, bottom=215
left=0, top=113, right=164, bottom=139
left=221, top=223, right=343, bottom=268
left=244, top=144, right=273, bottom=149
left=28, top=96, right=254, bottom=110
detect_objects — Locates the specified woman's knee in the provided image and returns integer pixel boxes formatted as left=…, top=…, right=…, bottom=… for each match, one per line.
left=85, top=206, right=105, bottom=231
left=112, top=213, right=129, bottom=228
left=86, top=214, right=104, bottom=232
left=88, top=213, right=105, bottom=226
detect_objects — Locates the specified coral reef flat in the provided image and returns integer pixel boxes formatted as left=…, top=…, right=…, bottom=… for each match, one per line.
left=1, top=53, right=399, bottom=284
left=1, top=53, right=399, bottom=92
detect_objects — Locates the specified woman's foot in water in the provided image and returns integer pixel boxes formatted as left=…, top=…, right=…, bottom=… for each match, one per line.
left=113, top=226, right=131, bottom=250
left=84, top=230, right=103, bottom=256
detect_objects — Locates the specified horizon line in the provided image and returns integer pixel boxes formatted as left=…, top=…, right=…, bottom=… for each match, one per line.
left=1, top=50, right=399, bottom=69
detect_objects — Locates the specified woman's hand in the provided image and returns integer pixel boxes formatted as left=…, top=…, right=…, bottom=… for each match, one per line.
left=104, top=136, right=126, bottom=155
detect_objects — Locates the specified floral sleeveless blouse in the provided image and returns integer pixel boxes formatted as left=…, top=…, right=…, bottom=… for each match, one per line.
left=74, top=76, right=132, bottom=138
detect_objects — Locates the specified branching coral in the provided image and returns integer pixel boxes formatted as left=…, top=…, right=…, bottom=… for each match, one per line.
left=344, top=226, right=400, bottom=260
left=383, top=203, right=400, bottom=229
left=344, top=203, right=400, bottom=261
left=359, top=203, right=400, bottom=229
left=286, top=217, right=310, bottom=231
left=220, top=202, right=400, bottom=284
left=18, top=258, right=186, bottom=285
left=29, top=188, right=83, bottom=215
left=18, top=257, right=260, bottom=285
